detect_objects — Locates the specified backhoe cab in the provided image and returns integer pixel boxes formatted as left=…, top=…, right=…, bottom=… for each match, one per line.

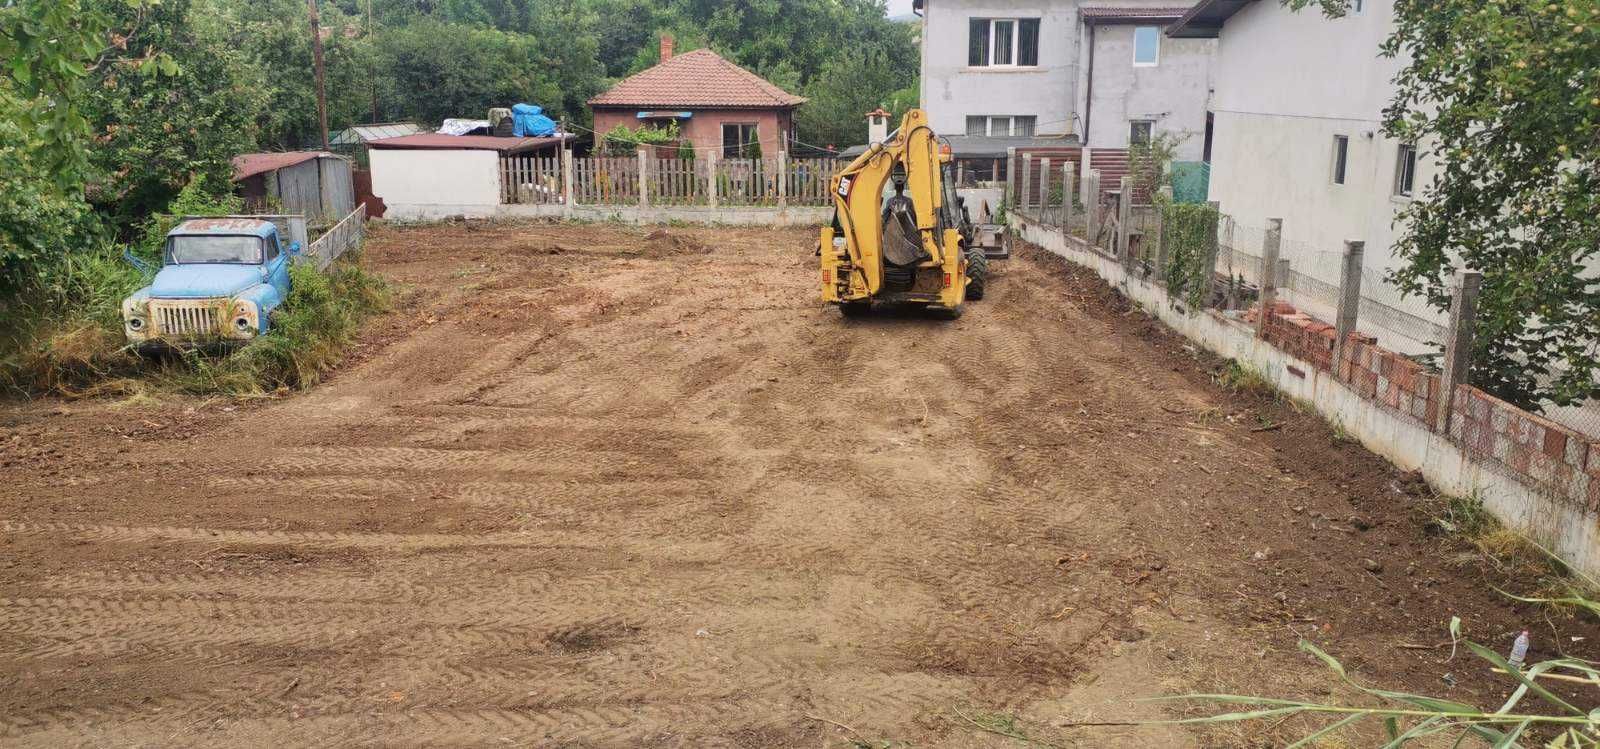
left=819, top=109, right=988, bottom=318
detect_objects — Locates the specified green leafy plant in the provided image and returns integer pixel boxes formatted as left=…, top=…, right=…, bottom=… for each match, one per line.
left=1161, top=202, right=1221, bottom=309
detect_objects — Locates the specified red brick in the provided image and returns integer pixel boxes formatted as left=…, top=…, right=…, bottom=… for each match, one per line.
left=1510, top=444, right=1533, bottom=474
left=1543, top=428, right=1569, bottom=459
left=1587, top=477, right=1600, bottom=513
left=1415, top=374, right=1434, bottom=400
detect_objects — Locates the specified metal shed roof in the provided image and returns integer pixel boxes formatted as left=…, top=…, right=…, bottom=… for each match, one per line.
left=328, top=122, right=427, bottom=146
left=231, top=151, right=334, bottom=182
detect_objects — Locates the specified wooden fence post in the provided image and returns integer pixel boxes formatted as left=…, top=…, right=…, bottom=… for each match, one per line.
left=1256, top=217, right=1283, bottom=337
left=777, top=151, right=788, bottom=210
left=1332, top=239, right=1365, bottom=370
left=1116, top=176, right=1133, bottom=266
left=1435, top=270, right=1483, bottom=433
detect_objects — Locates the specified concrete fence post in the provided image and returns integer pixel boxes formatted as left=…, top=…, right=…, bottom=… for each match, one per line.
left=1005, top=147, right=1018, bottom=211
left=1332, top=240, right=1366, bottom=369
left=1038, top=158, right=1051, bottom=223
left=1256, top=217, right=1283, bottom=337
left=561, top=149, right=575, bottom=211
left=1435, top=270, right=1483, bottom=433
left=1062, top=169, right=1076, bottom=232
left=707, top=152, right=719, bottom=209
left=1080, top=149, right=1094, bottom=206
left=1116, top=176, right=1133, bottom=266
left=1020, top=154, right=1033, bottom=218
left=637, top=150, right=649, bottom=209
left=777, top=150, right=788, bottom=210
left=1085, top=170, right=1101, bottom=246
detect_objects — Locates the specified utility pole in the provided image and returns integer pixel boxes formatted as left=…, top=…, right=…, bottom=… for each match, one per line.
left=307, top=0, right=330, bottom=149
left=367, top=0, right=378, bottom=123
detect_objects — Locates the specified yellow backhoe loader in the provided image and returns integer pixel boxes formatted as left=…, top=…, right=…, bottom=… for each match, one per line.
left=819, top=109, right=987, bottom=318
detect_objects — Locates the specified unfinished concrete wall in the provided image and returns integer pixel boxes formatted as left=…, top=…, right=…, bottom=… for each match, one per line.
left=1084, top=24, right=1214, bottom=161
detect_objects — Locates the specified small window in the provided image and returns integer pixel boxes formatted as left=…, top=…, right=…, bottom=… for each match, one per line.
left=965, top=115, right=987, bottom=136
left=968, top=18, right=1041, bottom=67
left=265, top=237, right=281, bottom=261
left=967, top=115, right=1036, bottom=137
left=1394, top=143, right=1417, bottom=197
left=1350, top=0, right=1364, bottom=13
left=1013, top=115, right=1036, bottom=137
left=1133, top=26, right=1160, bottom=66
left=722, top=123, right=757, bottom=158
left=1129, top=120, right=1154, bottom=146
left=1331, top=135, right=1349, bottom=185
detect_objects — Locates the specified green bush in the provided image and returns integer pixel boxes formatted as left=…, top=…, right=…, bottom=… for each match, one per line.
left=1161, top=202, right=1220, bottom=309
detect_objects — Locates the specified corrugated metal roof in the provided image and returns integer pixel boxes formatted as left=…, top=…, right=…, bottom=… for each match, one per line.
left=1081, top=5, right=1194, bottom=22
left=588, top=49, right=807, bottom=109
left=329, top=122, right=427, bottom=146
left=367, top=133, right=570, bottom=153
left=231, top=151, right=331, bottom=182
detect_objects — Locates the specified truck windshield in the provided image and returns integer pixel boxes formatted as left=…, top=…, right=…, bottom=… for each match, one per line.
left=167, top=235, right=264, bottom=264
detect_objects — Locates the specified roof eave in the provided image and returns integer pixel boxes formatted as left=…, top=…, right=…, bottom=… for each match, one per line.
left=1167, top=0, right=1255, bottom=37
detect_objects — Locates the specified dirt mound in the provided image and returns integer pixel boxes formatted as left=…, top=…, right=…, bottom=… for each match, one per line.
left=641, top=228, right=709, bottom=256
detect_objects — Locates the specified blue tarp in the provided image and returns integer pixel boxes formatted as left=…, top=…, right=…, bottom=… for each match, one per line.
left=511, top=103, right=557, bottom=137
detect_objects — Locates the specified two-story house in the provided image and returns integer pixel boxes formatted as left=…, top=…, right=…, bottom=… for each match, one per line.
left=913, top=0, right=1214, bottom=172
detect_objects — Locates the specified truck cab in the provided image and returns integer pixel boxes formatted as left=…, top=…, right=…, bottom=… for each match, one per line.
left=122, top=218, right=298, bottom=346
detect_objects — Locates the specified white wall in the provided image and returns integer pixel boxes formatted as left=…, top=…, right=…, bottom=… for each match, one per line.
left=1083, top=24, right=1214, bottom=160
left=921, top=1, right=1083, bottom=137
left=370, top=149, right=501, bottom=219
left=1207, top=0, right=1432, bottom=287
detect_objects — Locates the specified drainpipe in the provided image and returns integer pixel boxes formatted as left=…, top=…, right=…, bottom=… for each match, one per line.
left=1083, top=20, right=1095, bottom=145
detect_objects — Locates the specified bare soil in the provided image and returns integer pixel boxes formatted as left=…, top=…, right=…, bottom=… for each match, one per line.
left=2, top=221, right=1597, bottom=747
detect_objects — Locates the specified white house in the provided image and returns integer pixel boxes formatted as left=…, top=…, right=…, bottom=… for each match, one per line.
left=1169, top=0, right=1436, bottom=345
left=913, top=0, right=1215, bottom=164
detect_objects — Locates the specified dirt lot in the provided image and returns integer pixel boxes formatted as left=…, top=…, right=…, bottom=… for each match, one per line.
left=3, top=222, right=1597, bottom=747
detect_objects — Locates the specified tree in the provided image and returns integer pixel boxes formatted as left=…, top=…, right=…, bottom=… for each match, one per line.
left=794, top=47, right=918, bottom=148
left=1291, top=0, right=1600, bottom=409
left=85, top=0, right=262, bottom=232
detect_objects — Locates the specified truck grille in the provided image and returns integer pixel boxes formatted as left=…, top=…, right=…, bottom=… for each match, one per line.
left=152, top=301, right=225, bottom=337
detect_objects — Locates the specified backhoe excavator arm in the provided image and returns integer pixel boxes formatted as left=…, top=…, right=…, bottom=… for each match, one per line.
left=824, top=109, right=951, bottom=299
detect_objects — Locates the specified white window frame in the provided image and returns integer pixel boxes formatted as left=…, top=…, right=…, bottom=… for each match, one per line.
left=1331, top=135, right=1349, bottom=185
left=969, top=115, right=1036, bottom=137
left=1132, top=26, right=1160, bottom=67
left=971, top=18, right=1039, bottom=67
left=1350, top=0, right=1365, bottom=14
left=1394, top=143, right=1417, bottom=198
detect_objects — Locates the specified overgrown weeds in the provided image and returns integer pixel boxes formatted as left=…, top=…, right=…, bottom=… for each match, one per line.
left=1213, top=360, right=1278, bottom=400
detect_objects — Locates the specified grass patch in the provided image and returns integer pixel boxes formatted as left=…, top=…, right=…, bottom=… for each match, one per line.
left=1, top=253, right=388, bottom=399
left=1213, top=360, right=1278, bottom=400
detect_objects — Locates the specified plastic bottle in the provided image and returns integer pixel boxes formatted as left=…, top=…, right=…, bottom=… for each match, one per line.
left=1508, top=630, right=1530, bottom=670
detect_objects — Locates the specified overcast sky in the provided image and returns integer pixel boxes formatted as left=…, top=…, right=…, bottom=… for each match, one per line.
left=886, top=0, right=915, bottom=17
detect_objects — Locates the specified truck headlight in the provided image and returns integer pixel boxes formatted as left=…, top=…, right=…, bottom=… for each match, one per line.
left=127, top=317, right=145, bottom=331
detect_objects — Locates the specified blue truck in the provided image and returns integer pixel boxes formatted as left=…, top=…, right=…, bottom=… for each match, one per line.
left=121, top=218, right=301, bottom=347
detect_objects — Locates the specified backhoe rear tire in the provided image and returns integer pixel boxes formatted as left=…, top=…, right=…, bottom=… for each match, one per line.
left=965, top=248, right=989, bottom=301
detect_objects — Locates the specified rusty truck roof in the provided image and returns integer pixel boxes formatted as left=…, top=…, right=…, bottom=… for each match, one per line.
left=170, top=218, right=279, bottom=239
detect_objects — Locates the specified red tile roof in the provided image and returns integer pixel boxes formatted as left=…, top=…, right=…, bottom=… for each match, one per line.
left=232, top=151, right=328, bottom=182
left=1080, top=6, right=1194, bottom=22
left=588, top=48, right=806, bottom=109
left=366, top=134, right=569, bottom=153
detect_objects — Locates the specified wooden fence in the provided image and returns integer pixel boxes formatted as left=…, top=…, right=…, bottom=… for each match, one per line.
left=305, top=203, right=366, bottom=271
left=500, top=152, right=838, bottom=208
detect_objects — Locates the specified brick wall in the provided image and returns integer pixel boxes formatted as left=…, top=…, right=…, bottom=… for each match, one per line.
left=1249, top=302, right=1597, bottom=511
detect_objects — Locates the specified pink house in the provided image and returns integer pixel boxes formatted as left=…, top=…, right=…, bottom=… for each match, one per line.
left=588, top=36, right=806, bottom=158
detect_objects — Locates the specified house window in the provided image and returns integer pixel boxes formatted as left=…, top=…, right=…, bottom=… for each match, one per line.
left=1133, top=26, right=1160, bottom=66
left=1129, top=120, right=1154, bottom=146
left=722, top=123, right=757, bottom=158
left=1394, top=143, right=1417, bottom=197
left=1351, top=0, right=1364, bottom=13
left=967, top=115, right=1036, bottom=137
left=1331, top=135, right=1349, bottom=184
left=969, top=18, right=1041, bottom=67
